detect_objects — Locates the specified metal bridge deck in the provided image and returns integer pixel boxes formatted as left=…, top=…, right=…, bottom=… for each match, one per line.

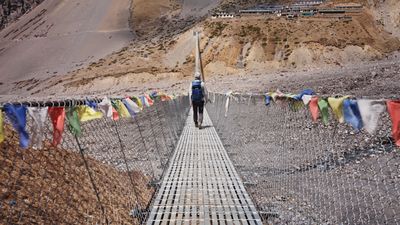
left=146, top=110, right=262, bottom=225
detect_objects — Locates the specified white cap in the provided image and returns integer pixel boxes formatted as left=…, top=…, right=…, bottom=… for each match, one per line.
left=194, top=72, right=201, bottom=79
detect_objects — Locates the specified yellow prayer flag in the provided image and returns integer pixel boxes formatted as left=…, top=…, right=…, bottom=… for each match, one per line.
left=115, top=100, right=131, bottom=118
left=77, top=106, right=103, bottom=122
left=131, top=96, right=143, bottom=110
left=0, top=111, right=4, bottom=143
left=270, top=92, right=278, bottom=101
left=328, top=96, right=349, bottom=123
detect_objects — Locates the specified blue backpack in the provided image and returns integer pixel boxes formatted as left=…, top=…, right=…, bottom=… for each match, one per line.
left=191, top=80, right=203, bottom=103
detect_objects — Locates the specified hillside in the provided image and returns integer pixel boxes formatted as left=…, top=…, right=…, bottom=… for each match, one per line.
left=0, top=126, right=153, bottom=224
left=0, top=0, right=133, bottom=95
left=1, top=0, right=399, bottom=97
left=0, top=0, right=44, bottom=30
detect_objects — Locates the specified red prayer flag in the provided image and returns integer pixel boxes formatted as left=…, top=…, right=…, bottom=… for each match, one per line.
left=309, top=97, right=319, bottom=122
left=387, top=100, right=400, bottom=146
left=145, top=94, right=154, bottom=106
left=112, top=107, right=119, bottom=121
left=48, top=107, right=65, bottom=146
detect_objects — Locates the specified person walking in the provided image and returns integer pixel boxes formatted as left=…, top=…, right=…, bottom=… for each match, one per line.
left=189, top=72, right=208, bottom=129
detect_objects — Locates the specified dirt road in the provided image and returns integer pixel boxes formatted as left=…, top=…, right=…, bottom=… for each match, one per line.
left=0, top=0, right=132, bottom=94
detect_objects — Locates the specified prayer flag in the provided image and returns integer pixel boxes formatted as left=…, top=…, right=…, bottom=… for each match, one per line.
left=265, top=94, right=272, bottom=106
left=318, top=99, right=329, bottom=125
left=285, top=93, right=297, bottom=99
left=328, top=97, right=348, bottom=123
left=150, top=91, right=158, bottom=99
left=111, top=101, right=121, bottom=121
left=343, top=99, right=363, bottom=131
left=112, top=107, right=120, bottom=121
left=66, top=107, right=81, bottom=136
left=48, top=107, right=66, bottom=146
left=276, top=90, right=284, bottom=97
left=77, top=105, right=103, bottom=122
left=98, top=97, right=113, bottom=118
left=4, top=104, right=29, bottom=148
left=270, top=92, right=278, bottom=101
left=309, top=97, right=319, bottom=122
left=28, top=107, right=48, bottom=149
left=270, top=90, right=286, bottom=102
left=160, top=93, right=172, bottom=101
left=131, top=96, right=143, bottom=110
left=145, top=94, right=154, bottom=106
left=123, top=98, right=141, bottom=116
left=85, top=100, right=97, bottom=109
left=115, top=100, right=131, bottom=118
left=302, top=95, right=313, bottom=105
left=140, top=96, right=147, bottom=107
left=358, top=100, right=386, bottom=134
left=294, top=89, right=315, bottom=101
left=387, top=100, right=400, bottom=146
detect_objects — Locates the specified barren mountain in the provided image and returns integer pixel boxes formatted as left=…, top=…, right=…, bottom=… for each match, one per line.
left=0, top=0, right=399, bottom=98
left=0, top=0, right=44, bottom=30
left=0, top=0, right=133, bottom=95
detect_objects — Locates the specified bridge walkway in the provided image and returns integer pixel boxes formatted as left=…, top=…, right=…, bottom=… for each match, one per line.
left=146, top=109, right=262, bottom=225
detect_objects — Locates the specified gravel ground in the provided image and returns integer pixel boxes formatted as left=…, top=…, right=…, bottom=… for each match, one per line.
left=206, top=54, right=400, bottom=99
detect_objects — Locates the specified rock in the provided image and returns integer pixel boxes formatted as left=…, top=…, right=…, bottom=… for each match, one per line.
left=0, top=0, right=45, bottom=30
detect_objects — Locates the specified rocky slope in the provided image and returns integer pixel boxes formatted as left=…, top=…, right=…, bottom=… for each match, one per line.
left=0, top=125, right=153, bottom=224
left=369, top=0, right=400, bottom=38
left=0, top=0, right=44, bottom=30
left=2, top=0, right=399, bottom=97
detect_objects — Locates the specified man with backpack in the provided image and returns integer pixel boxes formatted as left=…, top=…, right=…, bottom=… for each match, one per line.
left=189, top=72, right=208, bottom=129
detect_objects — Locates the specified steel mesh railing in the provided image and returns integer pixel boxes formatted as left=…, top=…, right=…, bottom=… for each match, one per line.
left=0, top=96, right=189, bottom=224
left=206, top=93, right=400, bottom=225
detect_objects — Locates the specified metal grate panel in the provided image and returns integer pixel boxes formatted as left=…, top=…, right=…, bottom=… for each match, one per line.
left=146, top=110, right=262, bottom=225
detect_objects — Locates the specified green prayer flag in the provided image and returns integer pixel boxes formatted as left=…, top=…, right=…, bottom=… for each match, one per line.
left=318, top=99, right=329, bottom=125
left=111, top=101, right=119, bottom=113
left=67, top=107, right=82, bottom=136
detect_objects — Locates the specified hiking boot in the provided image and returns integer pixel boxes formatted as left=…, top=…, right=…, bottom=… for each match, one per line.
left=195, top=123, right=198, bottom=128
left=198, top=123, right=202, bottom=129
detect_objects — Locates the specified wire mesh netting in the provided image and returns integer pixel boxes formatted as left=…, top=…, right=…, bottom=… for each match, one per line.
left=206, top=93, right=400, bottom=225
left=0, top=96, right=189, bottom=224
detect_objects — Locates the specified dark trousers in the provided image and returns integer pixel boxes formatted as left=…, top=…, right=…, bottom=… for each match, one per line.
left=192, top=101, right=204, bottom=125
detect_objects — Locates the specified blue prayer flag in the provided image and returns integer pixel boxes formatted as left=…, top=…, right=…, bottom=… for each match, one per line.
left=122, top=99, right=137, bottom=117
left=265, top=95, right=272, bottom=106
left=4, top=104, right=29, bottom=148
left=293, top=89, right=315, bottom=101
left=85, top=100, right=97, bottom=109
left=343, top=99, right=363, bottom=131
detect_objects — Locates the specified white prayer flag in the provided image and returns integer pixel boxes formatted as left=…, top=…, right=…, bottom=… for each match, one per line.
left=28, top=107, right=48, bottom=149
left=358, top=100, right=386, bottom=134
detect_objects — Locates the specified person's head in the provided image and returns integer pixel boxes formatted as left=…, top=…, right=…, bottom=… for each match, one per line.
left=194, top=72, right=201, bottom=80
